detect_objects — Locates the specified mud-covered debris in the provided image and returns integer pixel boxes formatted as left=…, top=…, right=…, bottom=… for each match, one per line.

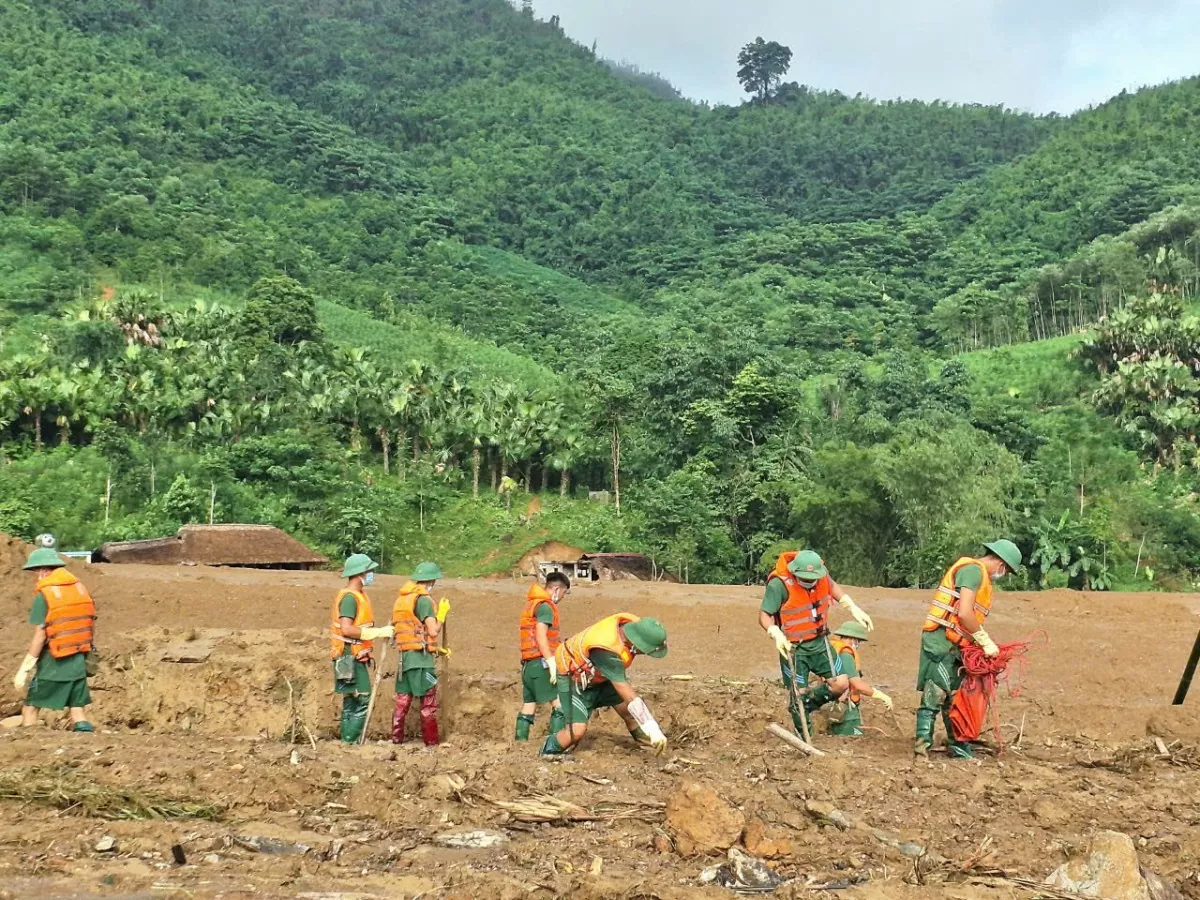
left=231, top=835, right=311, bottom=855
left=742, top=820, right=793, bottom=860
left=1142, top=867, right=1186, bottom=900
left=699, top=847, right=783, bottom=893
left=666, top=780, right=745, bottom=856
left=94, top=836, right=116, bottom=853
left=436, top=829, right=510, bottom=849
left=1045, top=830, right=1151, bottom=900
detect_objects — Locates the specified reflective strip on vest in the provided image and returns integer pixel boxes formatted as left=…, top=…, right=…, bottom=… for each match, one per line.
left=393, top=584, right=431, bottom=653
left=775, top=573, right=833, bottom=642
left=519, top=592, right=559, bottom=662
left=555, top=613, right=637, bottom=688
left=330, top=589, right=374, bottom=660
left=923, top=558, right=993, bottom=644
left=44, top=583, right=96, bottom=659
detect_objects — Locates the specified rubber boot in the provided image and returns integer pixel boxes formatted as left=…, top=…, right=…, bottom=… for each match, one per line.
left=419, top=687, right=439, bottom=746
left=804, top=683, right=835, bottom=713
left=71, top=721, right=95, bottom=733
left=943, top=709, right=974, bottom=759
left=829, top=703, right=863, bottom=737
left=391, top=693, right=414, bottom=744
left=914, top=708, right=936, bottom=757
left=541, top=732, right=567, bottom=756
left=548, top=705, right=566, bottom=736
left=340, top=695, right=367, bottom=744
left=515, top=713, right=535, bottom=741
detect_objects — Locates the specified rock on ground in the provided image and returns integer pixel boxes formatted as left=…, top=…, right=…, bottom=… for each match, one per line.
left=665, top=780, right=745, bottom=856
left=1045, top=830, right=1150, bottom=900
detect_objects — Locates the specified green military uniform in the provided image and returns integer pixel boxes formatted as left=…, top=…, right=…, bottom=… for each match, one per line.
left=829, top=642, right=863, bottom=737
left=26, top=593, right=91, bottom=711
left=516, top=599, right=565, bottom=741
left=915, top=563, right=979, bottom=758
left=396, top=594, right=438, bottom=698
left=333, top=591, right=372, bottom=743
left=761, top=578, right=839, bottom=733
left=521, top=601, right=558, bottom=704
left=559, top=650, right=628, bottom=724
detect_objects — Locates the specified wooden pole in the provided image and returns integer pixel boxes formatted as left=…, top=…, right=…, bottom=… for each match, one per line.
left=787, top=647, right=813, bottom=746
left=359, top=639, right=390, bottom=745
left=1172, top=630, right=1200, bottom=705
left=766, top=723, right=826, bottom=758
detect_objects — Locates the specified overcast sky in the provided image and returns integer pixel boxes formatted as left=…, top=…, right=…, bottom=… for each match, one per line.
left=533, top=0, right=1200, bottom=113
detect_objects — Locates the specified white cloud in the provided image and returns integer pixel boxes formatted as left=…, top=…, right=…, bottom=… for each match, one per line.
left=535, top=0, right=1200, bottom=112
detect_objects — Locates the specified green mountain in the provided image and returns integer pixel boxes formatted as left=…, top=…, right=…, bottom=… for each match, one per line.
left=3, top=0, right=1200, bottom=589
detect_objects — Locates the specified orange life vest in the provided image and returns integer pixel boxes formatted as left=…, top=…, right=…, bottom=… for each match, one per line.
left=37, top=569, right=95, bottom=660
left=393, top=582, right=433, bottom=653
left=519, top=584, right=560, bottom=663
left=770, top=552, right=833, bottom=643
left=923, top=557, right=993, bottom=645
left=555, top=613, right=638, bottom=687
left=830, top=637, right=862, bottom=704
left=330, top=588, right=375, bottom=660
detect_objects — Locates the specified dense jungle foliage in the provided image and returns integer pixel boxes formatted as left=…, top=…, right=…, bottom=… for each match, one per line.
left=4, top=0, right=1200, bottom=587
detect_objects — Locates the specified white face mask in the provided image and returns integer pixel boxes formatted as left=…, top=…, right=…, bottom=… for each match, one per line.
left=363, top=572, right=376, bottom=587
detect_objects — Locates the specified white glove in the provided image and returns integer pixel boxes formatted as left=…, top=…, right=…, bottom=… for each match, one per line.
left=359, top=625, right=394, bottom=641
left=766, top=625, right=791, bottom=660
left=871, top=689, right=893, bottom=711
left=839, top=595, right=874, bottom=632
left=973, top=627, right=1000, bottom=658
left=628, top=697, right=667, bottom=755
left=13, top=654, right=37, bottom=690
left=545, top=655, right=558, bottom=686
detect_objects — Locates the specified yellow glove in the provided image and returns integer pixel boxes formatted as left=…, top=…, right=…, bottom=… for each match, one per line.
left=545, top=655, right=557, bottom=686
left=359, top=625, right=394, bottom=641
left=12, top=654, right=37, bottom=691
left=436, top=646, right=452, bottom=657
left=436, top=598, right=451, bottom=623
left=973, top=627, right=1000, bottom=658
left=765, top=625, right=791, bottom=660
left=651, top=735, right=667, bottom=756
left=838, top=595, right=874, bottom=632
left=871, top=689, right=893, bottom=711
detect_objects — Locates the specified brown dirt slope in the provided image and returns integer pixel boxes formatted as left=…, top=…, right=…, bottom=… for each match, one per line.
left=0, top=560, right=1196, bottom=898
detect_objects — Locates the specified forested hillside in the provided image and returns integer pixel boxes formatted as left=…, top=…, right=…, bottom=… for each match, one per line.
left=3, top=0, right=1200, bottom=589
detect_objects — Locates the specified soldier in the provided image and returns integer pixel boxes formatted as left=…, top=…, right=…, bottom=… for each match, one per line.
left=14, top=538, right=98, bottom=732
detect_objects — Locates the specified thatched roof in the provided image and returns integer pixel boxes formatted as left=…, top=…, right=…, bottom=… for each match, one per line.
left=95, top=525, right=327, bottom=568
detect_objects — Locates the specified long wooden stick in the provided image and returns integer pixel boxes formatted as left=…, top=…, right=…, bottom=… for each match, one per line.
left=1173, top=629, right=1200, bottom=705
left=359, top=639, right=390, bottom=745
left=766, top=723, right=826, bottom=757
left=787, top=647, right=813, bottom=745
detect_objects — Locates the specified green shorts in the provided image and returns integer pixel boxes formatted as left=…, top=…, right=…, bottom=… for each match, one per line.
left=558, top=680, right=622, bottom=725
left=396, top=667, right=438, bottom=698
left=780, top=636, right=836, bottom=688
left=27, top=677, right=90, bottom=710
left=916, top=630, right=962, bottom=693
left=522, top=659, right=558, bottom=704
left=333, top=657, right=372, bottom=696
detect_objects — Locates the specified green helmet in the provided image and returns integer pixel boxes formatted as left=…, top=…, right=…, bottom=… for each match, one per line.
left=787, top=550, right=827, bottom=582
left=984, top=539, right=1023, bottom=573
left=624, top=618, right=668, bottom=658
left=23, top=547, right=65, bottom=570
left=833, top=621, right=869, bottom=641
left=411, top=561, right=443, bottom=582
left=341, top=553, right=378, bottom=579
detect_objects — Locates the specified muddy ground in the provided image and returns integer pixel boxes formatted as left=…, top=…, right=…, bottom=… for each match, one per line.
left=1, top=544, right=1199, bottom=899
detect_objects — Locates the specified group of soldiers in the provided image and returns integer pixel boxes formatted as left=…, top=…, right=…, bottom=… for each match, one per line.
left=505, top=538, right=1021, bottom=759
left=11, top=532, right=1022, bottom=761
left=330, top=554, right=671, bottom=753
left=757, top=539, right=1022, bottom=757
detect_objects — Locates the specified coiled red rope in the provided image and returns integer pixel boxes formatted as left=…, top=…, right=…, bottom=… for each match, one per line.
left=953, top=632, right=1047, bottom=752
